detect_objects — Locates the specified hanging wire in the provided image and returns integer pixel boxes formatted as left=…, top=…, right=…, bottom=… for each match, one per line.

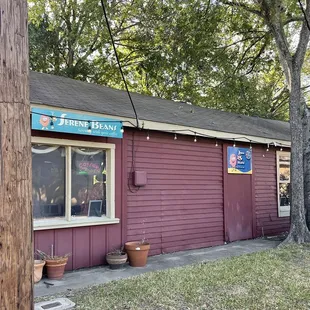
left=100, top=0, right=139, bottom=128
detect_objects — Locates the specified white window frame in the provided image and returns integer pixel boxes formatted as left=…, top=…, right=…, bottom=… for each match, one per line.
left=32, top=137, right=119, bottom=230
left=277, top=151, right=290, bottom=217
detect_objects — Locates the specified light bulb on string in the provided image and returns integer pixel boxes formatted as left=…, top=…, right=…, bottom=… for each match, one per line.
left=250, top=143, right=252, bottom=150
left=233, top=139, right=236, bottom=148
left=215, top=139, right=218, bottom=147
left=280, top=147, right=283, bottom=151
left=87, top=121, right=92, bottom=133
left=146, top=131, right=150, bottom=140
left=50, top=118, right=54, bottom=130
left=174, top=133, right=177, bottom=140
left=194, top=133, right=197, bottom=143
left=266, top=143, right=269, bottom=152
left=120, top=126, right=124, bottom=133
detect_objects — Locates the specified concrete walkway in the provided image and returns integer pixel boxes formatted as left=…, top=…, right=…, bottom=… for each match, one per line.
left=35, top=239, right=279, bottom=297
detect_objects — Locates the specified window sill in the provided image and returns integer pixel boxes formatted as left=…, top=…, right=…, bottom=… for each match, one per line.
left=33, top=216, right=120, bottom=230
left=278, top=205, right=290, bottom=217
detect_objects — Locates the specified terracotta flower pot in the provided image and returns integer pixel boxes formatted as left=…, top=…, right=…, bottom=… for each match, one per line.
left=34, top=260, right=46, bottom=283
left=106, top=252, right=128, bottom=269
left=45, top=257, right=68, bottom=280
left=125, top=241, right=150, bottom=267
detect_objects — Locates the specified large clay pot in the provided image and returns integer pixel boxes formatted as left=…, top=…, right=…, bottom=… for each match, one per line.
left=34, top=260, right=46, bottom=283
left=45, top=257, right=68, bottom=280
left=125, top=242, right=150, bottom=267
left=106, top=252, right=128, bottom=269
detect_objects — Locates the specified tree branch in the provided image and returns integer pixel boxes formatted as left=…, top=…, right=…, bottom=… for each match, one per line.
left=245, top=36, right=269, bottom=74
left=220, top=0, right=263, bottom=17
left=217, top=35, right=266, bottom=50
left=294, top=0, right=310, bottom=70
left=258, top=0, right=293, bottom=86
left=284, top=16, right=304, bottom=25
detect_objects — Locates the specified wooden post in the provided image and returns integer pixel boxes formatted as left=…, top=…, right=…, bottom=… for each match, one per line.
left=0, top=0, right=33, bottom=309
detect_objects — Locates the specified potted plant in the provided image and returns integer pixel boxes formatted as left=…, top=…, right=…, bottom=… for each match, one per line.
left=36, top=250, right=70, bottom=280
left=34, top=259, right=46, bottom=283
left=125, top=239, right=150, bottom=267
left=106, top=247, right=128, bottom=269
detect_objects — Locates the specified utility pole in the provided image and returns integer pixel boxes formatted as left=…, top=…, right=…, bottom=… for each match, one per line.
left=0, top=0, right=33, bottom=309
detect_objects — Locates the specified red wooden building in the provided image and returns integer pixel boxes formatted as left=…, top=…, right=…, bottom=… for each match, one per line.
left=30, top=71, right=291, bottom=270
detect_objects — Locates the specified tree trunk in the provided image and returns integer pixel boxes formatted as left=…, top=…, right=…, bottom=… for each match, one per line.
left=0, top=0, right=33, bottom=309
left=302, top=99, right=310, bottom=229
left=283, top=68, right=310, bottom=244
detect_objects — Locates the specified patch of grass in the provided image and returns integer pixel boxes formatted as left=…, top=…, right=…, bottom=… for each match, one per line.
left=38, top=245, right=310, bottom=309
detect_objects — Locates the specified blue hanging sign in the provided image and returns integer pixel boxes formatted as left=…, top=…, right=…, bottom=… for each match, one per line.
left=31, top=107, right=123, bottom=138
left=227, top=146, right=252, bottom=174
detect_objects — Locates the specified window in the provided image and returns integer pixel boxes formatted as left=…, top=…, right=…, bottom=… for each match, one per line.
left=32, top=137, right=118, bottom=229
left=32, top=145, right=66, bottom=219
left=277, top=151, right=290, bottom=217
left=71, top=148, right=106, bottom=217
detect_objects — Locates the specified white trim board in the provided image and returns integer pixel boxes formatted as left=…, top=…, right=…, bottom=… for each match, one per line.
left=31, top=102, right=291, bottom=147
left=32, top=136, right=117, bottom=230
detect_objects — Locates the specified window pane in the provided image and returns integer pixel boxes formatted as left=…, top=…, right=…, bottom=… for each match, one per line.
left=279, top=183, right=290, bottom=206
left=32, top=145, right=66, bottom=219
left=71, top=148, right=106, bottom=217
left=279, top=154, right=290, bottom=182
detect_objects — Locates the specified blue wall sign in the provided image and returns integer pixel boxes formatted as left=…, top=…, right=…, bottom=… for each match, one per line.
left=31, top=107, right=123, bottom=138
left=227, top=146, right=252, bottom=174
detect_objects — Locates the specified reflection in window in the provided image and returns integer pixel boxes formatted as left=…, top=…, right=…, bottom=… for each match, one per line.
left=278, top=153, right=290, bottom=209
left=71, top=148, right=106, bottom=217
left=279, top=183, right=290, bottom=206
left=32, top=145, right=66, bottom=219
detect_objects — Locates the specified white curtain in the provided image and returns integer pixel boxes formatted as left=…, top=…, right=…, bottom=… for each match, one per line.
left=32, top=145, right=59, bottom=154
left=72, top=147, right=101, bottom=156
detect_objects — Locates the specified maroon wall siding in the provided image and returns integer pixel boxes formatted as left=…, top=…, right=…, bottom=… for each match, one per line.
left=253, top=146, right=290, bottom=236
left=33, top=131, right=125, bottom=270
left=32, top=127, right=291, bottom=270
left=125, top=130, right=224, bottom=255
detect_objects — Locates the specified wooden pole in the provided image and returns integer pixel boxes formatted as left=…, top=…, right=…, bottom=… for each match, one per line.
left=0, top=0, right=33, bottom=309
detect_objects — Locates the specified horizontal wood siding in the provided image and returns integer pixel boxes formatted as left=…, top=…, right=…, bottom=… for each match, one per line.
left=126, top=130, right=224, bottom=255
left=33, top=131, right=124, bottom=270
left=254, top=146, right=290, bottom=236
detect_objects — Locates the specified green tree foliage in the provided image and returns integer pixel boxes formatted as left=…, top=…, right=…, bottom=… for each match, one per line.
left=28, top=0, right=293, bottom=120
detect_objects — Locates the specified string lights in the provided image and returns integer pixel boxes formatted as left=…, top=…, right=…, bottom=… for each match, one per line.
left=30, top=111, right=290, bottom=150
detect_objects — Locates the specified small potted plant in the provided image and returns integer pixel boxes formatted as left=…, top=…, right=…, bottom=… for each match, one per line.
left=125, top=239, right=150, bottom=267
left=106, top=247, right=128, bottom=269
left=36, top=250, right=70, bottom=280
left=34, top=259, right=46, bottom=284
